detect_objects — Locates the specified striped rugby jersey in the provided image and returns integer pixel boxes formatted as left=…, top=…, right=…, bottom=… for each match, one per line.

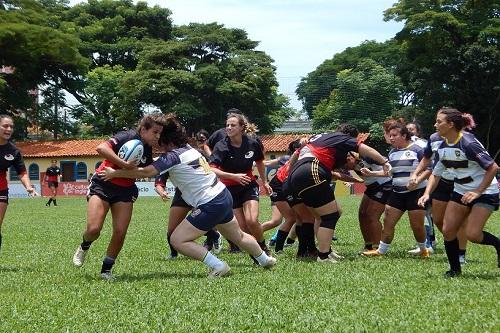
left=355, top=157, right=391, bottom=186
left=388, top=143, right=427, bottom=193
left=433, top=132, right=498, bottom=195
left=424, top=132, right=454, bottom=181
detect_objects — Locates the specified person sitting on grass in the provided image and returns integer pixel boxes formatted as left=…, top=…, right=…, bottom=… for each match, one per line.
left=100, top=114, right=277, bottom=278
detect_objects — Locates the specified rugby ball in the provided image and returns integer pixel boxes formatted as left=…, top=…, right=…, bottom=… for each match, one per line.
left=117, top=139, right=144, bottom=165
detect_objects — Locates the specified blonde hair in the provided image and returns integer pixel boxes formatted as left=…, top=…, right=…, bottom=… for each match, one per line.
left=226, top=112, right=259, bottom=136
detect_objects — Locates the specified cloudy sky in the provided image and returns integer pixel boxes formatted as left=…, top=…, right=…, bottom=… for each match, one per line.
left=71, top=0, right=404, bottom=110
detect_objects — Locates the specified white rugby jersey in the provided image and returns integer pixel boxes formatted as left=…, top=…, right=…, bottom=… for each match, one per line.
left=152, top=145, right=226, bottom=207
left=388, top=143, right=427, bottom=193
left=424, top=132, right=454, bottom=181
left=355, top=157, right=392, bottom=186
left=433, top=132, right=498, bottom=195
left=411, top=135, right=428, bottom=149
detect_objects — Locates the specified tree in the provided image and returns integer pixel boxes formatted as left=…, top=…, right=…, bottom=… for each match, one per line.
left=384, top=0, right=500, bottom=159
left=0, top=0, right=87, bottom=139
left=296, top=40, right=404, bottom=118
left=119, top=22, right=291, bottom=134
left=312, top=59, right=402, bottom=141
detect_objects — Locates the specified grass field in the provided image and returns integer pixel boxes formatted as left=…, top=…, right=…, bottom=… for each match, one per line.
left=0, top=195, right=499, bottom=332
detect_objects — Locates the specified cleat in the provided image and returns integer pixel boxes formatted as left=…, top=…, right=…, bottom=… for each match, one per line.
left=329, top=250, right=344, bottom=260
left=208, top=262, right=230, bottom=278
left=317, top=256, right=339, bottom=263
left=212, top=233, right=223, bottom=254
left=408, top=246, right=421, bottom=254
left=459, top=255, right=467, bottom=265
left=408, top=247, right=433, bottom=255
left=100, top=271, right=115, bottom=281
left=261, top=256, right=277, bottom=269
left=361, top=249, right=383, bottom=257
left=420, top=248, right=431, bottom=258
left=72, top=246, right=87, bottom=267
left=165, top=253, right=177, bottom=260
left=444, top=270, right=461, bottom=278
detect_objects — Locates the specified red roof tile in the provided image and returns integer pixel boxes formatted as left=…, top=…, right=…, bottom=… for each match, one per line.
left=16, top=139, right=103, bottom=158
left=15, top=134, right=311, bottom=158
left=260, top=134, right=310, bottom=153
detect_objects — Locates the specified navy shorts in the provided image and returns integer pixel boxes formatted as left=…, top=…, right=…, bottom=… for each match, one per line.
left=0, top=189, right=8, bottom=204
left=227, top=181, right=259, bottom=209
left=187, top=188, right=234, bottom=231
left=431, top=178, right=453, bottom=202
left=364, top=181, right=392, bottom=205
left=387, top=188, right=425, bottom=212
left=288, top=158, right=334, bottom=208
left=451, top=191, right=499, bottom=211
left=171, top=188, right=191, bottom=208
left=47, top=181, right=58, bottom=189
left=88, top=177, right=138, bottom=204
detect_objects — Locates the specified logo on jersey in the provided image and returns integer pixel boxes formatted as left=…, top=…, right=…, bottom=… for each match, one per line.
left=405, top=151, right=411, bottom=158
left=140, top=156, right=147, bottom=164
left=245, top=151, right=254, bottom=159
left=4, top=154, right=14, bottom=161
left=455, top=150, right=461, bottom=158
left=191, top=209, right=201, bottom=217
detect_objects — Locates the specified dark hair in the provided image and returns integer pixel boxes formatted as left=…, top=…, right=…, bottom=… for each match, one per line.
left=159, top=114, right=188, bottom=147
left=226, top=108, right=243, bottom=116
left=287, top=139, right=301, bottom=155
left=407, top=121, right=422, bottom=136
left=136, top=112, right=166, bottom=132
left=336, top=123, right=359, bottom=138
left=196, top=129, right=209, bottom=142
left=437, top=107, right=476, bottom=131
left=388, top=122, right=412, bottom=141
left=0, top=114, right=13, bottom=122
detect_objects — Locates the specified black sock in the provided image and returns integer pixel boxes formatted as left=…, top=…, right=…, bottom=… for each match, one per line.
left=53, top=199, right=57, bottom=206
left=167, top=232, right=177, bottom=257
left=80, top=237, right=93, bottom=251
left=364, top=243, right=373, bottom=250
left=444, top=238, right=461, bottom=272
left=274, top=230, right=289, bottom=252
left=46, top=198, right=52, bottom=206
left=295, top=225, right=306, bottom=256
left=101, top=256, right=115, bottom=273
left=0, top=233, right=2, bottom=250
left=458, top=249, right=466, bottom=256
left=286, top=237, right=295, bottom=245
left=302, top=223, right=316, bottom=253
left=318, top=250, right=330, bottom=260
left=480, top=231, right=500, bottom=253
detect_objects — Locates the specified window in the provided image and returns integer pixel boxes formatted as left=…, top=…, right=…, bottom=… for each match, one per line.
left=29, top=163, right=40, bottom=180
left=77, top=162, right=87, bottom=180
left=9, top=166, right=19, bottom=181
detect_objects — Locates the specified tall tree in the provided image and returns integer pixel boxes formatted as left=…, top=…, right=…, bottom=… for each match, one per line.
left=119, top=22, right=291, bottom=134
left=296, top=40, right=403, bottom=118
left=385, top=0, right=500, bottom=158
left=0, top=0, right=87, bottom=139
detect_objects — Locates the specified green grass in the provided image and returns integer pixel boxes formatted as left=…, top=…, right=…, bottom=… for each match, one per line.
left=0, top=196, right=499, bottom=332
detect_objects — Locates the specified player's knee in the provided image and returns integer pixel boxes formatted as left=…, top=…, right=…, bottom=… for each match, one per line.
left=319, top=212, right=340, bottom=230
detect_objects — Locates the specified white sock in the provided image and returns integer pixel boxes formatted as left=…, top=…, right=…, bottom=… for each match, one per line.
left=202, top=251, right=224, bottom=269
left=418, top=242, right=426, bottom=251
left=378, top=241, right=390, bottom=254
left=253, top=251, right=270, bottom=266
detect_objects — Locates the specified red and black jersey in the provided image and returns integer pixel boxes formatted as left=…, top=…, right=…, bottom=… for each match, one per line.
left=210, top=135, right=265, bottom=186
left=303, top=132, right=359, bottom=171
left=0, top=141, right=27, bottom=190
left=45, top=166, right=60, bottom=182
left=95, top=129, right=153, bottom=187
left=275, top=156, right=291, bottom=182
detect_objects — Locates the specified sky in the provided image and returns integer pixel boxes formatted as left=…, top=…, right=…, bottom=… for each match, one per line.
left=70, top=0, right=404, bottom=111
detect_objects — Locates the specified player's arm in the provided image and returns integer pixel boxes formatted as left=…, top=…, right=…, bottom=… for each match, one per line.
left=255, top=159, right=272, bottom=194
left=100, top=165, right=159, bottom=180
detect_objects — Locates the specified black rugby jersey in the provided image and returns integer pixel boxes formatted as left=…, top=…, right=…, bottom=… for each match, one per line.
left=45, top=166, right=60, bottom=182
left=0, top=142, right=27, bottom=190
left=300, top=132, right=359, bottom=171
left=210, top=135, right=265, bottom=186
left=95, top=129, right=153, bottom=187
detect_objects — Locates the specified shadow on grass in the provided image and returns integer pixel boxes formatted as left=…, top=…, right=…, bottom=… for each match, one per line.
left=0, top=265, right=21, bottom=273
left=83, top=271, right=207, bottom=282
